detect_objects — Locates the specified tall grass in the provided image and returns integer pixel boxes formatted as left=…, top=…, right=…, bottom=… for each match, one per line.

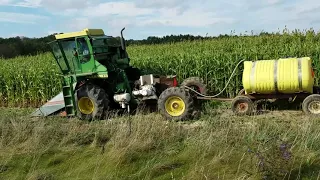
left=1, top=28, right=320, bottom=107
left=0, top=108, right=320, bottom=179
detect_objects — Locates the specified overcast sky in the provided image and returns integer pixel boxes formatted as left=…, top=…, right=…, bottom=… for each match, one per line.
left=0, top=0, right=319, bottom=39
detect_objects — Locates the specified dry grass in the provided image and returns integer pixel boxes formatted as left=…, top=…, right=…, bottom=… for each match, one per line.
left=0, top=103, right=320, bottom=179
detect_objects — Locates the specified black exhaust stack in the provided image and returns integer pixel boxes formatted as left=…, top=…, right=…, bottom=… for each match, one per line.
left=120, top=27, right=128, bottom=58
left=120, top=28, right=126, bottom=51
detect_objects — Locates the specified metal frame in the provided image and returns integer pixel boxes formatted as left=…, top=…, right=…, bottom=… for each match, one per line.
left=195, top=88, right=317, bottom=102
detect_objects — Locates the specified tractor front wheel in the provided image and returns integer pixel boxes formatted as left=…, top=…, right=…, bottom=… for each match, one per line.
left=158, top=87, right=195, bottom=121
left=75, top=83, right=109, bottom=120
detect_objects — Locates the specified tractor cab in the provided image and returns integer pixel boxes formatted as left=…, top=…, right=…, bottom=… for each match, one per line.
left=45, top=28, right=142, bottom=118
left=48, top=28, right=130, bottom=78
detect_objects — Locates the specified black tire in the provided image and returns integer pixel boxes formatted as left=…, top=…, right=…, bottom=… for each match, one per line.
left=180, top=77, right=207, bottom=95
left=158, top=87, right=195, bottom=121
left=302, top=94, right=320, bottom=116
left=231, top=95, right=255, bottom=116
left=75, top=83, right=109, bottom=120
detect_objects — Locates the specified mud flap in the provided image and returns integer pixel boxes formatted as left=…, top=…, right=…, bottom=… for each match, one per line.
left=30, top=92, right=65, bottom=117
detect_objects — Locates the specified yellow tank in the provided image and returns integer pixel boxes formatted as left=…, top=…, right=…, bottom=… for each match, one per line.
left=242, top=57, right=314, bottom=94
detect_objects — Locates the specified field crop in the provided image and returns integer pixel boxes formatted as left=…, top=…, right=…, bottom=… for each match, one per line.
left=0, top=53, right=61, bottom=107
left=1, top=28, right=320, bottom=107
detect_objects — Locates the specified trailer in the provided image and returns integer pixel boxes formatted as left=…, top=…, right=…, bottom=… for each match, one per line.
left=183, top=57, right=320, bottom=116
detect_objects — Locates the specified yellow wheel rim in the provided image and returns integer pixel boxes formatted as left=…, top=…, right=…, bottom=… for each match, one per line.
left=164, top=96, right=186, bottom=117
left=78, top=97, right=94, bottom=114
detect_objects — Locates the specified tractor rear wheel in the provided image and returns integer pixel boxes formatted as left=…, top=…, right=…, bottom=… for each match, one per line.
left=180, top=77, right=206, bottom=110
left=158, top=87, right=195, bottom=121
left=180, top=77, right=207, bottom=95
left=231, top=95, right=255, bottom=116
left=75, top=83, right=109, bottom=120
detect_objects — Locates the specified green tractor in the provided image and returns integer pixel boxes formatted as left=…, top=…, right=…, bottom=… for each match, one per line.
left=31, top=28, right=206, bottom=121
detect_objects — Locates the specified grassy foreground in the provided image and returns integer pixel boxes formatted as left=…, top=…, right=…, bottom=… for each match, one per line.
left=1, top=103, right=320, bottom=180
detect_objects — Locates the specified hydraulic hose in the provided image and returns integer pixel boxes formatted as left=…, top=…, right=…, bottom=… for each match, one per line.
left=183, top=59, right=246, bottom=98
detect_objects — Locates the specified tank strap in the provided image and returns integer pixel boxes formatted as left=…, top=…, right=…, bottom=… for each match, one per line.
left=250, top=61, right=256, bottom=93
left=274, top=59, right=278, bottom=93
left=298, top=58, right=302, bottom=92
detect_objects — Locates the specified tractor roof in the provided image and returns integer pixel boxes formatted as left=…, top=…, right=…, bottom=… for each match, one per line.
left=55, top=28, right=105, bottom=40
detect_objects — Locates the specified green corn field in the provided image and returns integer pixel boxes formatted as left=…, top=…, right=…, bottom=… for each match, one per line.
left=1, top=28, right=320, bottom=107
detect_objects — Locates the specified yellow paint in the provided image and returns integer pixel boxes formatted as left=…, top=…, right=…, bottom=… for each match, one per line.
left=78, top=97, right=94, bottom=114
left=165, top=96, right=185, bottom=117
left=55, top=28, right=105, bottom=39
left=242, top=57, right=314, bottom=94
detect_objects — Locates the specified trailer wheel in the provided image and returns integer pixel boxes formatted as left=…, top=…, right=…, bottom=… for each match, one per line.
left=180, top=77, right=207, bottom=95
left=302, top=94, right=320, bottom=116
left=75, top=83, right=109, bottom=121
left=158, top=87, right=195, bottom=121
left=231, top=95, right=255, bottom=116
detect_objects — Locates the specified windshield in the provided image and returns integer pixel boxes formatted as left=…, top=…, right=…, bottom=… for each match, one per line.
left=49, top=39, right=82, bottom=74
left=49, top=41, right=69, bottom=74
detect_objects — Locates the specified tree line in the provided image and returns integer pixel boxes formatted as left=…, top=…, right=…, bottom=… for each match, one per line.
left=0, top=35, right=56, bottom=59
left=0, top=32, right=272, bottom=59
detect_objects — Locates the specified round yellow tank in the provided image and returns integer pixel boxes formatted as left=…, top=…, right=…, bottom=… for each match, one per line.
left=242, top=57, right=314, bottom=94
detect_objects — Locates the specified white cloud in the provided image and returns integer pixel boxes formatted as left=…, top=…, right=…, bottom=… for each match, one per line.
left=0, top=0, right=41, bottom=8
left=67, top=17, right=91, bottom=30
left=40, top=0, right=97, bottom=10
left=292, top=0, right=320, bottom=14
left=252, top=0, right=320, bottom=23
left=0, top=12, right=48, bottom=23
left=58, top=1, right=235, bottom=30
left=137, top=7, right=235, bottom=27
left=82, top=1, right=153, bottom=17
left=4, top=0, right=320, bottom=39
left=1, top=0, right=236, bottom=29
left=266, top=0, right=282, bottom=5
left=0, top=0, right=13, bottom=5
left=3, top=0, right=98, bottom=9
left=15, top=0, right=41, bottom=7
left=135, top=0, right=186, bottom=8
